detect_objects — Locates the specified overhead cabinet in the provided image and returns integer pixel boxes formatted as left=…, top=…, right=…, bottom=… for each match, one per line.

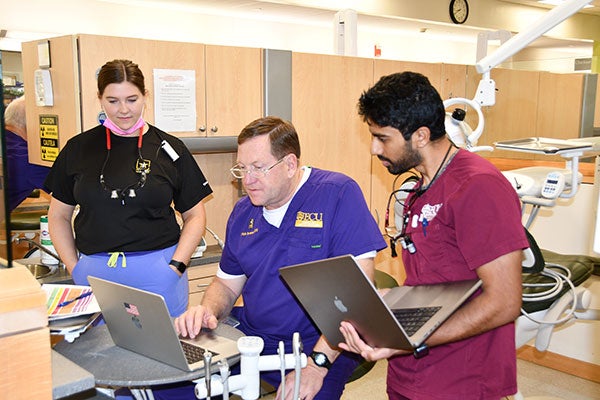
left=202, top=45, right=263, bottom=137
left=466, top=66, right=586, bottom=161
left=22, top=34, right=263, bottom=166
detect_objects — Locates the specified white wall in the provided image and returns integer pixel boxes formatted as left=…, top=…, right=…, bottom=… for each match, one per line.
left=0, top=0, right=477, bottom=64
left=527, top=184, right=596, bottom=256
left=0, top=0, right=594, bottom=72
left=0, top=51, right=24, bottom=83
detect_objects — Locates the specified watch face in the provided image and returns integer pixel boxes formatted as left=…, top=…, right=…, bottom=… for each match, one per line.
left=450, top=0, right=469, bottom=24
left=314, top=353, right=326, bottom=364
left=311, top=351, right=330, bottom=368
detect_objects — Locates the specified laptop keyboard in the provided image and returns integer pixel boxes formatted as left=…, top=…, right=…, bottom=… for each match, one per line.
left=392, top=306, right=442, bottom=336
left=180, top=340, right=219, bottom=364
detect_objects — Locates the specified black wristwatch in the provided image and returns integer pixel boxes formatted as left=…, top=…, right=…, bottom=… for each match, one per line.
left=310, top=351, right=332, bottom=370
left=170, top=259, right=188, bottom=273
left=413, top=343, right=429, bottom=359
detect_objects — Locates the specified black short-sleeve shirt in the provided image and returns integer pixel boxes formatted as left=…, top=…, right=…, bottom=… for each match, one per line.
left=44, top=124, right=213, bottom=254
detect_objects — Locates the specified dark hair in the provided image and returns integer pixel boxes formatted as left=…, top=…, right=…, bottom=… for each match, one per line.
left=238, top=116, right=301, bottom=160
left=358, top=72, right=446, bottom=141
left=97, top=59, right=146, bottom=97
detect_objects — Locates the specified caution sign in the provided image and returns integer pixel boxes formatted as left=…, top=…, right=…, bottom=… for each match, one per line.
left=39, top=115, right=60, bottom=161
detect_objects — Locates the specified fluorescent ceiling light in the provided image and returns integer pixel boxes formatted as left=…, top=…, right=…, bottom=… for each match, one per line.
left=538, top=0, right=593, bottom=7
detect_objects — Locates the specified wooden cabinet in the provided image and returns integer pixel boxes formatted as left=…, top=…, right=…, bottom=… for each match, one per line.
left=536, top=72, right=584, bottom=140
left=291, top=52, right=374, bottom=201
left=596, top=76, right=600, bottom=128
left=77, top=34, right=204, bottom=136
left=466, top=66, right=585, bottom=161
left=289, top=56, right=473, bottom=284
left=0, top=266, right=52, bottom=399
left=21, top=35, right=81, bottom=168
left=203, top=45, right=263, bottom=137
left=188, top=262, right=219, bottom=306
left=77, top=35, right=263, bottom=138
left=21, top=34, right=263, bottom=165
left=467, top=66, right=540, bottom=160
left=441, top=63, right=469, bottom=101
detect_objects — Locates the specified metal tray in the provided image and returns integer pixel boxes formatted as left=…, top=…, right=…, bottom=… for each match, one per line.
left=494, top=137, right=592, bottom=154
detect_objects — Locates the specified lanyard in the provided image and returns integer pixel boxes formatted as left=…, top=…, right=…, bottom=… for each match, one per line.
left=105, top=126, right=144, bottom=150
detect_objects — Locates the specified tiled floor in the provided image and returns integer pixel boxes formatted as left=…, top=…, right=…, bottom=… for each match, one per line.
left=340, top=359, right=600, bottom=400
left=228, top=356, right=600, bottom=399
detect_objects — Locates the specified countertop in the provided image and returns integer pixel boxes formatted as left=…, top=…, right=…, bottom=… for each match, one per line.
left=14, top=245, right=222, bottom=285
left=12, top=257, right=72, bottom=284
left=189, top=244, right=222, bottom=266
left=52, top=350, right=99, bottom=399
left=54, top=323, right=242, bottom=387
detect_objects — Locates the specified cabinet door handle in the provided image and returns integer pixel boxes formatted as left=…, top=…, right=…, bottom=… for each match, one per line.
left=198, top=125, right=206, bottom=133
left=210, top=126, right=219, bottom=133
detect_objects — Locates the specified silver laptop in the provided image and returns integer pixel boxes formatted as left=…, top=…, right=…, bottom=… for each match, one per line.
left=279, top=255, right=481, bottom=350
left=88, top=276, right=239, bottom=371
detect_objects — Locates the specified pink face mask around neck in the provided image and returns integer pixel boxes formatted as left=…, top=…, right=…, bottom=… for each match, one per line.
left=103, top=116, right=145, bottom=136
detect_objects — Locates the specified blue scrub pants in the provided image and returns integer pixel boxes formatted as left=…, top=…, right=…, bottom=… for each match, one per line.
left=71, top=244, right=188, bottom=317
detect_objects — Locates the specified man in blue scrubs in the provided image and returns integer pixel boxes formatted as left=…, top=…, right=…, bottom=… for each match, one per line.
left=175, top=116, right=386, bottom=400
left=4, top=96, right=51, bottom=211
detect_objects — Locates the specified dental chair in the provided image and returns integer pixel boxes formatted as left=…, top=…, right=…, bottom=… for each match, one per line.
left=512, top=232, right=597, bottom=400
left=516, top=231, right=596, bottom=352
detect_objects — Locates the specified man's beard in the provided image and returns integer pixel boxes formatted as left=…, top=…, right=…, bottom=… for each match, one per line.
left=380, top=146, right=422, bottom=175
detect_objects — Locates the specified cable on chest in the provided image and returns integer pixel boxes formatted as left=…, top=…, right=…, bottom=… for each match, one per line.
left=99, top=127, right=149, bottom=205
left=99, top=127, right=181, bottom=205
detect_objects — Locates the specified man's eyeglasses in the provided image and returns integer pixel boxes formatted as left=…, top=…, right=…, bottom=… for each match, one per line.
left=230, top=157, right=286, bottom=179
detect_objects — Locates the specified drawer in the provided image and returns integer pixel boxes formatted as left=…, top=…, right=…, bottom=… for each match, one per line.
left=188, top=276, right=214, bottom=294
left=187, top=262, right=218, bottom=307
left=189, top=291, right=205, bottom=307
left=188, top=263, right=219, bottom=280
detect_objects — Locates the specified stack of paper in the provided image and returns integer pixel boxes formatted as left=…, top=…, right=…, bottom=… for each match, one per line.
left=43, top=284, right=102, bottom=341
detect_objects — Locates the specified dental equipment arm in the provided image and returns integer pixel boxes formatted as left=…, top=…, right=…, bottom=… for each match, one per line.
left=475, top=0, right=592, bottom=106
left=204, top=350, right=212, bottom=400
left=516, top=286, right=591, bottom=351
left=293, top=332, right=302, bottom=399
left=219, top=360, right=230, bottom=400
left=278, top=341, right=286, bottom=398
left=445, top=0, right=592, bottom=153
left=476, top=0, right=592, bottom=76
left=194, top=335, right=307, bottom=400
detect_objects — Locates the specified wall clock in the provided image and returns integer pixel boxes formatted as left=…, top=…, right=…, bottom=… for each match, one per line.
left=449, top=0, right=469, bottom=24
